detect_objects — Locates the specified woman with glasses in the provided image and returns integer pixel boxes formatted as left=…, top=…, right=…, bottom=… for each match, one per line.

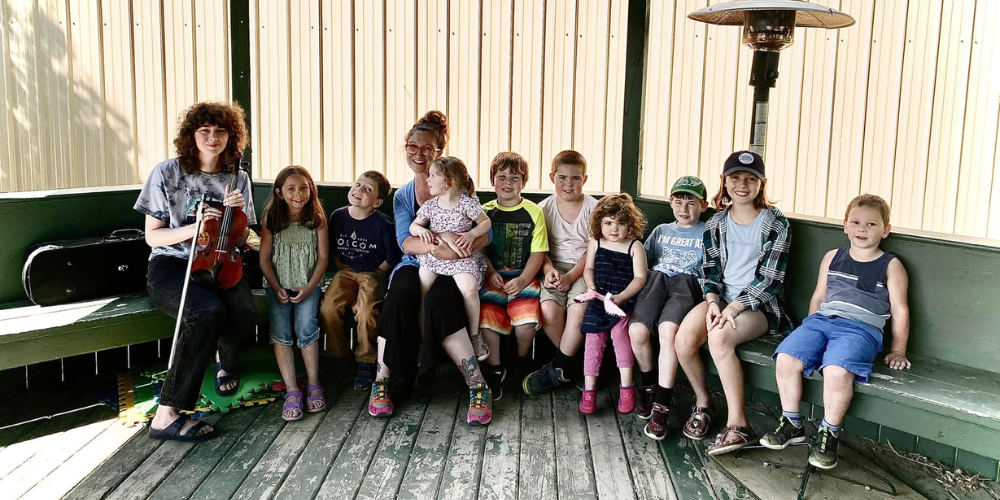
left=368, top=111, right=495, bottom=425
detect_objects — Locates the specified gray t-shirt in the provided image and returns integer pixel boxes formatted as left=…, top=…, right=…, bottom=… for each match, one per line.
left=134, top=158, right=256, bottom=260
left=644, top=222, right=705, bottom=277
left=722, top=210, right=765, bottom=303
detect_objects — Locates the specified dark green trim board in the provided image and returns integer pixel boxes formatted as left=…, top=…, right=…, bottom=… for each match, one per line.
left=230, top=0, right=253, bottom=167
left=619, top=0, right=648, bottom=198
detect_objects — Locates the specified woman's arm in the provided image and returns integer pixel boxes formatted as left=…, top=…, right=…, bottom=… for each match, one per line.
left=144, top=215, right=196, bottom=248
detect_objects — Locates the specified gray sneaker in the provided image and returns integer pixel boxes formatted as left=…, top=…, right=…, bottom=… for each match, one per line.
left=760, top=415, right=806, bottom=450
left=522, top=360, right=568, bottom=395
left=808, top=427, right=840, bottom=469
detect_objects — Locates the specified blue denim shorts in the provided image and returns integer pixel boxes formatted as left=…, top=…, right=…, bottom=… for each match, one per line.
left=266, top=288, right=321, bottom=348
left=773, top=314, right=883, bottom=383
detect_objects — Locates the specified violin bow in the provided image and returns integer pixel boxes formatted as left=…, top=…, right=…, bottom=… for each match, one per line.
left=168, top=193, right=208, bottom=370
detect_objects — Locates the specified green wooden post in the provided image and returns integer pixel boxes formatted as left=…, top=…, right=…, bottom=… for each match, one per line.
left=619, top=0, right=648, bottom=198
left=230, top=0, right=252, bottom=176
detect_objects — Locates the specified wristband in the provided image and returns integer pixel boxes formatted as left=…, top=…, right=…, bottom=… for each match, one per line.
left=707, top=300, right=719, bottom=308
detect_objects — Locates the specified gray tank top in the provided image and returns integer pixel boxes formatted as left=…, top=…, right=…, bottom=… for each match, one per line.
left=817, top=246, right=895, bottom=330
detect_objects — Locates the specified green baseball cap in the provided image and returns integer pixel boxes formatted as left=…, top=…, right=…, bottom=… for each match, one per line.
left=670, top=175, right=707, bottom=200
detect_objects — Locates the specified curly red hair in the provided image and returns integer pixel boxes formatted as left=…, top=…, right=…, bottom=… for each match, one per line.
left=589, top=193, right=646, bottom=241
left=173, top=101, right=249, bottom=174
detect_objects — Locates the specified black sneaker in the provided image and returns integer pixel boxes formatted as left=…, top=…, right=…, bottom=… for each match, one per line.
left=354, top=362, right=376, bottom=391
left=484, top=365, right=506, bottom=402
left=636, top=384, right=657, bottom=419
left=643, top=403, right=670, bottom=440
left=522, top=360, right=568, bottom=395
left=808, top=427, right=840, bottom=469
left=759, top=415, right=807, bottom=450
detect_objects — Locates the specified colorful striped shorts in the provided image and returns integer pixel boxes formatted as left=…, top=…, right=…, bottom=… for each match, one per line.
left=478, top=268, right=541, bottom=335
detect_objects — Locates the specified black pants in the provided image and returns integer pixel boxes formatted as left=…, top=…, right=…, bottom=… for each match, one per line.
left=147, top=256, right=257, bottom=410
left=377, top=265, right=467, bottom=398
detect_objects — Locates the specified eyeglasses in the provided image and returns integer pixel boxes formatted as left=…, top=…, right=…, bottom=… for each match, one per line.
left=405, top=144, right=443, bottom=156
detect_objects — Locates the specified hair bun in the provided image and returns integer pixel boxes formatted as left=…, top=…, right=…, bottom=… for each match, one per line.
left=419, top=110, right=448, bottom=136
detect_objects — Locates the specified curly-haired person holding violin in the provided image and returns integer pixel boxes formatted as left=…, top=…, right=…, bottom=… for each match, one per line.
left=135, top=101, right=256, bottom=442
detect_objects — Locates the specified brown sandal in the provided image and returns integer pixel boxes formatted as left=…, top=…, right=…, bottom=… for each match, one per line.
left=706, top=425, right=759, bottom=456
left=682, top=406, right=713, bottom=441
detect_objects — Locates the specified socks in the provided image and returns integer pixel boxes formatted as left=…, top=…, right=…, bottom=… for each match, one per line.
left=552, top=351, right=571, bottom=371
left=819, top=418, right=841, bottom=435
left=640, top=369, right=658, bottom=387
left=782, top=411, right=803, bottom=428
left=654, top=385, right=673, bottom=406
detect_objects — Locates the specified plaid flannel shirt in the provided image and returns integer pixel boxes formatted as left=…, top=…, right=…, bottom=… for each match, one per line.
left=701, top=206, right=792, bottom=335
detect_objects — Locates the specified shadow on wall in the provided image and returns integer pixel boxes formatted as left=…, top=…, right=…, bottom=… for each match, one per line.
left=1, top=2, right=135, bottom=193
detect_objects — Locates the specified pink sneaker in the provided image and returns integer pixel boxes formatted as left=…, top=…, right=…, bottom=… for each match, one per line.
left=618, top=384, right=637, bottom=413
left=368, top=379, right=393, bottom=417
left=467, top=384, right=492, bottom=425
left=579, top=389, right=598, bottom=414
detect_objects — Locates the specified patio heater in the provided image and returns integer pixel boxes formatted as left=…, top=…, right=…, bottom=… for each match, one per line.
left=688, top=0, right=854, bottom=155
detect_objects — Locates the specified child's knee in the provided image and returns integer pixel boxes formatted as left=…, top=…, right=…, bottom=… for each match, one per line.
left=674, top=330, right=703, bottom=355
left=776, top=353, right=804, bottom=374
left=822, top=365, right=855, bottom=387
left=628, top=322, right=650, bottom=344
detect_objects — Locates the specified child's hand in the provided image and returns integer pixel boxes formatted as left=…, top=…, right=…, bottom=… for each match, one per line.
left=272, top=286, right=290, bottom=304
left=504, top=276, right=528, bottom=297
left=412, top=225, right=436, bottom=245
left=555, top=274, right=573, bottom=293
left=487, top=269, right=505, bottom=290
left=445, top=237, right=472, bottom=258
left=454, top=232, right=476, bottom=252
left=543, top=268, right=561, bottom=289
left=884, top=352, right=911, bottom=370
left=609, top=294, right=624, bottom=306
left=289, top=284, right=315, bottom=304
left=705, top=301, right=723, bottom=330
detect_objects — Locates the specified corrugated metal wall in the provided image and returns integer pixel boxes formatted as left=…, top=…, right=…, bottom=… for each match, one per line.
left=0, top=0, right=231, bottom=193
left=3, top=1, right=1000, bottom=240
left=249, top=0, right=628, bottom=194
left=641, top=0, right=1000, bottom=239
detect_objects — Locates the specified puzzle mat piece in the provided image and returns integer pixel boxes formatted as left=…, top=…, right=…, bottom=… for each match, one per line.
left=196, top=347, right=290, bottom=412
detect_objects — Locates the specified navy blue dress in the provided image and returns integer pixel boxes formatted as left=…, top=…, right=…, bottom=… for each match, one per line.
left=581, top=239, right=638, bottom=334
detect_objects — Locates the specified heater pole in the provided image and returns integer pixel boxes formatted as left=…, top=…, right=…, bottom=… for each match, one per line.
left=748, top=49, right=781, bottom=156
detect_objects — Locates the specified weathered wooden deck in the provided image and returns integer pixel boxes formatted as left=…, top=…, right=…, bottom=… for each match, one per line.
left=2, top=367, right=755, bottom=500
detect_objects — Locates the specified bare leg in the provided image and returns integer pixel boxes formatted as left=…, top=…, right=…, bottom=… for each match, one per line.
left=775, top=353, right=805, bottom=414
left=558, top=302, right=587, bottom=356
left=301, top=341, right=323, bottom=411
left=707, top=310, right=769, bottom=427
left=513, top=324, right=536, bottom=358
left=274, top=343, right=300, bottom=419
left=376, top=337, right=390, bottom=380
left=629, top=323, right=654, bottom=372
left=482, top=328, right=502, bottom=367
left=619, top=367, right=634, bottom=387
left=540, top=300, right=566, bottom=347
left=441, top=328, right=486, bottom=387
left=454, top=273, right=488, bottom=360
left=657, top=322, right=681, bottom=388
left=675, top=302, right=711, bottom=407
left=820, top=366, right=855, bottom=426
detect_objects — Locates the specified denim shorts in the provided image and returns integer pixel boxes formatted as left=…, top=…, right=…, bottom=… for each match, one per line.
left=773, top=313, right=883, bottom=383
left=267, top=288, right=321, bottom=348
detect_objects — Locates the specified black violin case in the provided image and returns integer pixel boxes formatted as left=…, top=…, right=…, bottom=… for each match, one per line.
left=22, top=229, right=152, bottom=306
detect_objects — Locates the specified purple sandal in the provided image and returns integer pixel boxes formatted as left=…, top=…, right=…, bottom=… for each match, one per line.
left=306, top=384, right=326, bottom=413
left=282, top=391, right=304, bottom=421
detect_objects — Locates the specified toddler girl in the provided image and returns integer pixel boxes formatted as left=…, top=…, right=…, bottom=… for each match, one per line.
left=410, top=156, right=492, bottom=360
left=579, top=193, right=648, bottom=414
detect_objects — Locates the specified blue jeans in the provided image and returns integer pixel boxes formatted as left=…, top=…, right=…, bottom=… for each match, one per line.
left=773, top=314, right=883, bottom=383
left=267, top=288, right=321, bottom=348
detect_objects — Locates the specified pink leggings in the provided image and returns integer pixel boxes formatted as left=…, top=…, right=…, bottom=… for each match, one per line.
left=583, top=317, right=634, bottom=376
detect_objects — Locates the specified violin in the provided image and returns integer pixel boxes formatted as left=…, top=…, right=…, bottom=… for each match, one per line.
left=190, top=153, right=248, bottom=289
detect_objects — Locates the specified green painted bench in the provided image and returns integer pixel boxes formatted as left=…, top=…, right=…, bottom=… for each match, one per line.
left=636, top=199, right=1000, bottom=476
left=2, top=186, right=998, bottom=477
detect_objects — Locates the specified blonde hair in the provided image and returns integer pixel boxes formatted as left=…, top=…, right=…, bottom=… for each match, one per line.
left=590, top=193, right=646, bottom=240
left=432, top=156, right=476, bottom=197
left=845, top=194, right=891, bottom=225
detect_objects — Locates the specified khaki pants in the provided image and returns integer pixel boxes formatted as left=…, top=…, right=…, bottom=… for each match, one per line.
left=319, top=267, right=387, bottom=363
